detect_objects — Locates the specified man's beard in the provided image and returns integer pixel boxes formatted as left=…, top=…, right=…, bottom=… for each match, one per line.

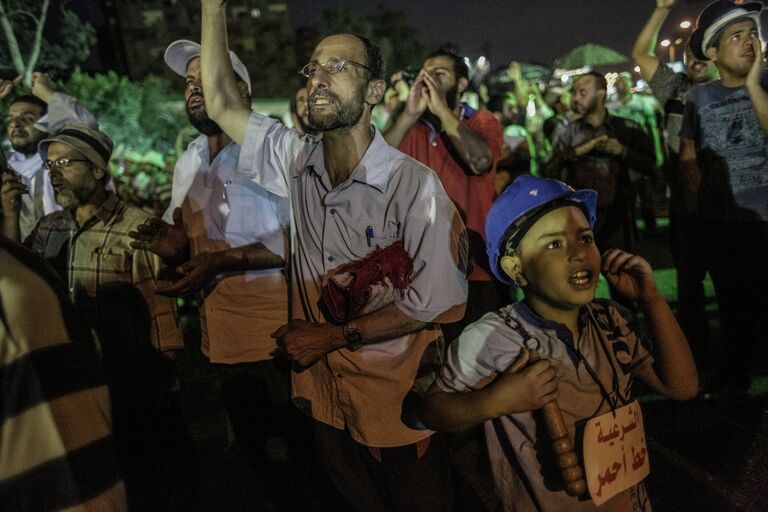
left=308, top=86, right=366, bottom=131
left=55, top=174, right=98, bottom=210
left=11, top=138, right=40, bottom=156
left=186, top=94, right=223, bottom=136
left=420, top=82, right=459, bottom=130
left=573, top=97, right=597, bottom=116
left=10, top=129, right=44, bottom=156
left=445, top=82, right=459, bottom=110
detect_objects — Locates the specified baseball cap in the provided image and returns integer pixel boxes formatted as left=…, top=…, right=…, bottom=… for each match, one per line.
left=485, top=175, right=597, bottom=285
left=39, top=124, right=114, bottom=171
left=164, top=39, right=252, bottom=94
left=689, top=0, right=763, bottom=61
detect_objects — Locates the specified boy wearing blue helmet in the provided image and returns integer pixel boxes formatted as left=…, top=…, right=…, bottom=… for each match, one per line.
left=421, top=175, right=698, bottom=511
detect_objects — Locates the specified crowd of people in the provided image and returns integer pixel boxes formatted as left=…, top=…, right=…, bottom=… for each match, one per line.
left=0, top=0, right=765, bottom=510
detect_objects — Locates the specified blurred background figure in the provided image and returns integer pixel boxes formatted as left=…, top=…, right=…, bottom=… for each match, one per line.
left=0, top=236, right=127, bottom=511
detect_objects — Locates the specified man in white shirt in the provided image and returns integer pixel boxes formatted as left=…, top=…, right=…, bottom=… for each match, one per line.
left=0, top=72, right=96, bottom=240
left=130, top=40, right=306, bottom=510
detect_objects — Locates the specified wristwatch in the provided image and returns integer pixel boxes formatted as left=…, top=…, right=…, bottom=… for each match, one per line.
left=342, top=321, right=363, bottom=351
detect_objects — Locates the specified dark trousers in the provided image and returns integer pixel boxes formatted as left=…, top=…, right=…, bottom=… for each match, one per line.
left=704, top=219, right=768, bottom=387
left=214, top=359, right=320, bottom=512
left=669, top=210, right=710, bottom=345
left=313, top=421, right=456, bottom=512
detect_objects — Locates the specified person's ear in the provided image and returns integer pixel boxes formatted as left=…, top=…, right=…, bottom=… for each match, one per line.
left=500, top=253, right=527, bottom=287
left=91, top=165, right=106, bottom=182
left=236, top=80, right=250, bottom=102
left=705, top=46, right=718, bottom=62
left=457, top=76, right=469, bottom=96
left=597, top=89, right=606, bottom=102
left=366, top=79, right=386, bottom=107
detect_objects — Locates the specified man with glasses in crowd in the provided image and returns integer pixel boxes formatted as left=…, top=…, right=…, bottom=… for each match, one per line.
left=200, top=1, right=468, bottom=509
left=23, top=124, right=193, bottom=510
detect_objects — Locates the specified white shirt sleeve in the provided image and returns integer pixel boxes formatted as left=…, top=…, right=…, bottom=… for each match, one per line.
left=237, top=113, right=314, bottom=198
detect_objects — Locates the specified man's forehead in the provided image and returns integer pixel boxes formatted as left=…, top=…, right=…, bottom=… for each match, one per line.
left=8, top=102, right=43, bottom=115
left=423, top=56, right=454, bottom=71
left=574, top=76, right=594, bottom=89
left=722, top=18, right=757, bottom=37
left=312, top=34, right=364, bottom=61
left=186, top=56, right=201, bottom=76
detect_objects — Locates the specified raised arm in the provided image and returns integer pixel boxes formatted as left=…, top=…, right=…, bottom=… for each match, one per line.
left=745, top=40, right=768, bottom=137
left=601, top=249, right=698, bottom=400
left=632, top=1, right=676, bottom=81
left=31, top=72, right=98, bottom=130
left=200, top=0, right=250, bottom=144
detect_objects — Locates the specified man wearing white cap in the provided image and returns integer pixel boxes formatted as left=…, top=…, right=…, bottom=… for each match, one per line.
left=680, top=0, right=768, bottom=394
left=130, top=40, right=301, bottom=508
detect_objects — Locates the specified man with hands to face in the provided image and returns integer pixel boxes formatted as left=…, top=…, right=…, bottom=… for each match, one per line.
left=386, top=50, right=504, bottom=341
left=679, top=0, right=768, bottom=393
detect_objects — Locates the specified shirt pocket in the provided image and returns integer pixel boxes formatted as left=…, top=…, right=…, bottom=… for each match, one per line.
left=93, top=248, right=132, bottom=283
left=345, top=221, right=400, bottom=259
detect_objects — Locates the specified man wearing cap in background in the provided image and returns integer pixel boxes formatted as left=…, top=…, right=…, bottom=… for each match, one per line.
left=129, top=40, right=303, bottom=509
left=680, top=0, right=768, bottom=394
left=23, top=124, right=195, bottom=510
left=0, top=72, right=96, bottom=242
left=632, top=0, right=719, bottom=349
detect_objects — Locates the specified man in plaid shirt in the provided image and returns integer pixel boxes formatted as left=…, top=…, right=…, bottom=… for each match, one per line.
left=24, top=124, right=194, bottom=509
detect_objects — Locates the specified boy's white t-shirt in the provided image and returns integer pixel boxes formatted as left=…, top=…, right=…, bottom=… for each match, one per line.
left=436, top=299, right=654, bottom=512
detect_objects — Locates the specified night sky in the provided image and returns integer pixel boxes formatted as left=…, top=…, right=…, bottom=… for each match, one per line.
left=289, top=0, right=764, bottom=69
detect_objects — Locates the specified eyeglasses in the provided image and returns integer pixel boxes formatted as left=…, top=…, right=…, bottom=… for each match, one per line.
left=299, top=58, right=373, bottom=78
left=43, top=158, right=90, bottom=170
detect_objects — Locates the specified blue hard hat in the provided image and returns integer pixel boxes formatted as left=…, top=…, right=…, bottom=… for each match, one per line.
left=485, top=175, right=598, bottom=285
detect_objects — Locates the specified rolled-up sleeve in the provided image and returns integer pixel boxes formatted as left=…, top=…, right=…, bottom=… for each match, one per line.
left=238, top=113, right=313, bottom=199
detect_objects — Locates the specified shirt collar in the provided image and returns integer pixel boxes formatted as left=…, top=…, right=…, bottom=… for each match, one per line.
left=299, top=125, right=393, bottom=194
left=513, top=300, right=591, bottom=366
left=92, top=192, right=121, bottom=224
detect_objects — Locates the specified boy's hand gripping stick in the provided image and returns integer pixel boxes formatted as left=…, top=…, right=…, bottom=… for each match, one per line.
left=529, top=350, right=587, bottom=497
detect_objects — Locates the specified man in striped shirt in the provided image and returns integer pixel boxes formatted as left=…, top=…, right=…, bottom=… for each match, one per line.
left=0, top=236, right=127, bottom=510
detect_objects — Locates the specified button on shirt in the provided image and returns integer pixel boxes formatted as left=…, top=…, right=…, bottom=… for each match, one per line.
left=164, top=135, right=289, bottom=363
left=238, top=115, right=468, bottom=447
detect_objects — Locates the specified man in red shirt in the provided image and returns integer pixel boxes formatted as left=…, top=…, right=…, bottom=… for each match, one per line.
left=385, top=50, right=504, bottom=341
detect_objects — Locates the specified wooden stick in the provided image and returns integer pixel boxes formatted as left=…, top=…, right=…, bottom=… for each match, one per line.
left=541, top=400, right=587, bottom=497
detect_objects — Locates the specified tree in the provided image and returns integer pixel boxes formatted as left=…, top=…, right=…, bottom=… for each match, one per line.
left=0, top=0, right=95, bottom=84
left=59, top=69, right=188, bottom=156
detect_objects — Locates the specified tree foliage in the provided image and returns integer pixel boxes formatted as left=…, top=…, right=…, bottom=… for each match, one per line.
left=58, top=69, right=188, bottom=156
left=313, top=6, right=425, bottom=76
left=0, top=0, right=95, bottom=83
